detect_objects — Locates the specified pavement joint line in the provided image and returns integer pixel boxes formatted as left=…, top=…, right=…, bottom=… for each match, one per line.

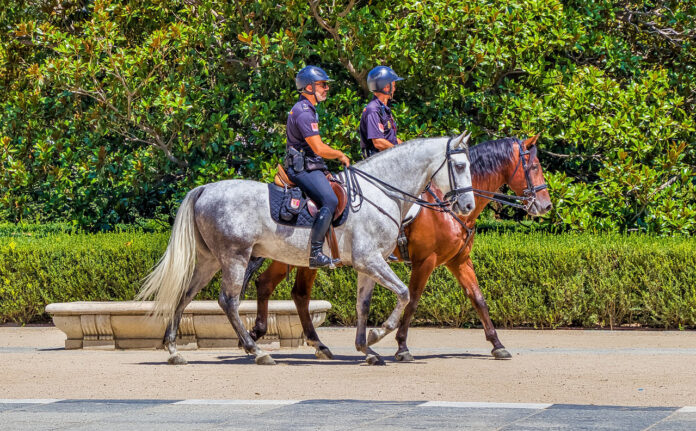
left=173, top=399, right=301, bottom=405
left=677, top=406, right=696, bottom=412
left=0, top=399, right=63, bottom=404
left=418, top=401, right=552, bottom=409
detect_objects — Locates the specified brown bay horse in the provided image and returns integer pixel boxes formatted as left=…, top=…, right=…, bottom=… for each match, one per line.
left=243, top=135, right=552, bottom=361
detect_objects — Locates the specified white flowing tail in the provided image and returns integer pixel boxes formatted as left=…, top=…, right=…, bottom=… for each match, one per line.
left=136, top=186, right=205, bottom=321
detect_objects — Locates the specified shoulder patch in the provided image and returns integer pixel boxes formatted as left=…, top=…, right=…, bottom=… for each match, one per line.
left=302, top=103, right=309, bottom=111
left=311, top=123, right=319, bottom=132
left=378, top=123, right=385, bottom=133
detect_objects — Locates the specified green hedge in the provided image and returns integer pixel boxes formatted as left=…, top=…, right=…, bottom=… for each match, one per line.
left=1, top=232, right=694, bottom=328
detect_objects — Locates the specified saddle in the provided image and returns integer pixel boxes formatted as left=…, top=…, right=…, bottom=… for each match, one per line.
left=271, top=164, right=348, bottom=264
left=274, top=164, right=347, bottom=220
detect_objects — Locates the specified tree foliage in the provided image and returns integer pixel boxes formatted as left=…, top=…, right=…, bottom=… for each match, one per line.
left=1, top=0, right=694, bottom=233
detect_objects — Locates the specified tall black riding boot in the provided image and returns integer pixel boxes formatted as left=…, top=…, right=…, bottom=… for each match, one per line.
left=309, top=207, right=340, bottom=268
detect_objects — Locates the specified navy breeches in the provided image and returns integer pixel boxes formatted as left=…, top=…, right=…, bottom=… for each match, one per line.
left=288, top=169, right=338, bottom=214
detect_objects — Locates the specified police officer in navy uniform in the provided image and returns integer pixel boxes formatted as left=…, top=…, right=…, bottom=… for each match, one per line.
left=359, top=66, right=404, bottom=158
left=285, top=65, right=351, bottom=268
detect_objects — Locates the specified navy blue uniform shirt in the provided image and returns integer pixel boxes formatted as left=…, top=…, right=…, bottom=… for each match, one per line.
left=359, top=97, right=398, bottom=154
left=287, top=95, right=320, bottom=157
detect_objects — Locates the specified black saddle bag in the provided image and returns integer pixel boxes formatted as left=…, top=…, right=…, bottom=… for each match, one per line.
left=304, top=155, right=328, bottom=172
left=279, top=187, right=304, bottom=221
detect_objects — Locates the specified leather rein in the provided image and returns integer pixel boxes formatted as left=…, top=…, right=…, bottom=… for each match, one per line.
left=344, top=137, right=474, bottom=223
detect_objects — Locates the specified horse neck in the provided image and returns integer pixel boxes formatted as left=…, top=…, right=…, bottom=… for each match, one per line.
left=357, top=138, right=443, bottom=206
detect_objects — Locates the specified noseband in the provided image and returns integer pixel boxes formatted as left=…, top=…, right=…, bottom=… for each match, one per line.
left=473, top=139, right=548, bottom=211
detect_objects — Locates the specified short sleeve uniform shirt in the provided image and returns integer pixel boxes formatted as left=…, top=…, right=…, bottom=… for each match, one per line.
left=286, top=95, right=320, bottom=157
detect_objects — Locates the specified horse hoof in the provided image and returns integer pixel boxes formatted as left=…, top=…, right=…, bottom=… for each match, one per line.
left=395, top=351, right=415, bottom=362
left=365, top=354, right=385, bottom=366
left=492, top=348, right=512, bottom=359
left=315, top=346, right=334, bottom=360
left=255, top=353, right=276, bottom=365
left=367, top=329, right=381, bottom=346
left=168, top=353, right=187, bottom=365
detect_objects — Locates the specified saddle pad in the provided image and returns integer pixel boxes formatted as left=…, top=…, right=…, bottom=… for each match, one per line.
left=268, top=184, right=349, bottom=228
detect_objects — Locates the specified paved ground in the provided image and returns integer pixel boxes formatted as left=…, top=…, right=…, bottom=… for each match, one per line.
left=1, top=399, right=695, bottom=430
left=2, top=326, right=696, bottom=429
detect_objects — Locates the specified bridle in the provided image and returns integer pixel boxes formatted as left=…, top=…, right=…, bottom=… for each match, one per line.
left=344, top=136, right=475, bottom=223
left=442, top=136, right=475, bottom=203
left=472, top=139, right=548, bottom=211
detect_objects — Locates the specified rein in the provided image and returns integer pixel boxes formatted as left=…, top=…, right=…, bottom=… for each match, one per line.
left=344, top=136, right=474, bottom=218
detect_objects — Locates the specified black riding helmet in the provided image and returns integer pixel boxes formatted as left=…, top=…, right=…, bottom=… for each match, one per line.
left=295, top=65, right=333, bottom=95
left=366, top=66, right=404, bottom=96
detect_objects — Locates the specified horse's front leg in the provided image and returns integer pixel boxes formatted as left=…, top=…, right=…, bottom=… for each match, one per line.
left=445, top=256, right=511, bottom=359
left=354, top=273, right=384, bottom=365
left=358, top=260, right=410, bottom=359
left=392, top=254, right=438, bottom=362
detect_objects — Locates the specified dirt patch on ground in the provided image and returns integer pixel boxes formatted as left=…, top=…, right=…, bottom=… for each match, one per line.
left=1, top=326, right=695, bottom=406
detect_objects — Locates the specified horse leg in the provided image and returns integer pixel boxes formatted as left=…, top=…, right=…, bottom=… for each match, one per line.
left=218, top=258, right=275, bottom=365
left=163, top=252, right=220, bottom=365
left=445, top=257, right=511, bottom=359
left=249, top=261, right=288, bottom=342
left=354, top=273, right=384, bottom=365
left=291, top=267, right=333, bottom=359
left=392, top=255, right=437, bottom=362
left=358, top=260, right=410, bottom=362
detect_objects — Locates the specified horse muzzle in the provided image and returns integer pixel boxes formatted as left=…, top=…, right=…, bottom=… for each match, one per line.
left=452, top=194, right=475, bottom=217
left=527, top=198, right=553, bottom=216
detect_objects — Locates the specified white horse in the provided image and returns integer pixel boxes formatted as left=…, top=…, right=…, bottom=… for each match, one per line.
left=137, top=133, right=476, bottom=365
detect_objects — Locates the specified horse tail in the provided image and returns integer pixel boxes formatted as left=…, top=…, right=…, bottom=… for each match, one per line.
left=136, top=186, right=206, bottom=322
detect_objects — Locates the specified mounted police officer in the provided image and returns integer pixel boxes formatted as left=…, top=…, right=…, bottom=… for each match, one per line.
left=285, top=65, right=351, bottom=268
left=359, top=66, right=404, bottom=159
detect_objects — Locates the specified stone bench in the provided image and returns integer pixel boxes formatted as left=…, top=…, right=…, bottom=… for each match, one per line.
left=45, top=300, right=331, bottom=350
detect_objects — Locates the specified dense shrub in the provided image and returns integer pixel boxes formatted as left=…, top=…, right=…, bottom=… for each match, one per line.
left=1, top=1, right=694, bottom=234
left=1, top=231, right=694, bottom=329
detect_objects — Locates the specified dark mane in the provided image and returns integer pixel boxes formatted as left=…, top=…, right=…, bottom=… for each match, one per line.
left=470, top=137, right=518, bottom=178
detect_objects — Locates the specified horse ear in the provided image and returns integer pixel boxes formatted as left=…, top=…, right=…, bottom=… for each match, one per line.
left=455, top=131, right=472, bottom=148
left=522, top=133, right=541, bottom=149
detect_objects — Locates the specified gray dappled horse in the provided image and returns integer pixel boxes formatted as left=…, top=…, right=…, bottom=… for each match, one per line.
left=137, top=133, right=476, bottom=366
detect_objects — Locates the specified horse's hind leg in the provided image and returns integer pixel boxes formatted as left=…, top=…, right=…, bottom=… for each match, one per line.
left=164, top=252, right=220, bottom=365
left=292, top=267, right=333, bottom=359
left=446, top=257, right=510, bottom=359
left=249, top=260, right=288, bottom=341
left=218, top=257, right=275, bottom=365
left=393, top=255, right=437, bottom=362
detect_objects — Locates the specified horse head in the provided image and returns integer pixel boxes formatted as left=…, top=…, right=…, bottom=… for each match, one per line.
left=506, top=133, right=553, bottom=216
left=432, top=131, right=476, bottom=217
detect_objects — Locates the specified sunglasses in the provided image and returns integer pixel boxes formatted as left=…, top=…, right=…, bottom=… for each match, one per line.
left=316, top=82, right=330, bottom=89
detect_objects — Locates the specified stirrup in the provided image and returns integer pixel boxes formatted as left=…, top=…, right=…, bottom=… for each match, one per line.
left=309, top=252, right=340, bottom=269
